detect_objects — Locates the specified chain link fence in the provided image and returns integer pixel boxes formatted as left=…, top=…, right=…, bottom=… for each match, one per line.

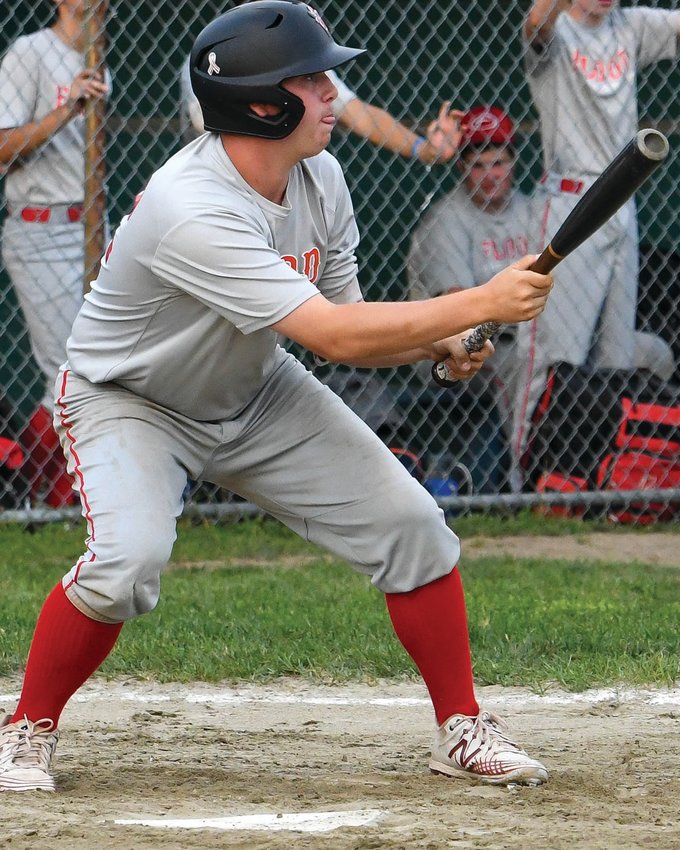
left=0, top=0, right=679, bottom=526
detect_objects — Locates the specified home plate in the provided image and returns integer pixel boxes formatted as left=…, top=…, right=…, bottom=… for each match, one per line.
left=115, top=808, right=386, bottom=833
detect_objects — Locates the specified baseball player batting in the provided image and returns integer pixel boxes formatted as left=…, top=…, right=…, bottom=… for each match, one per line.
left=0, top=1, right=553, bottom=793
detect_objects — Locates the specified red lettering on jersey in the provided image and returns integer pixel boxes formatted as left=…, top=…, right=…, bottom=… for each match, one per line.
left=482, top=236, right=529, bottom=262
left=481, top=240, right=496, bottom=259
left=281, top=249, right=321, bottom=283
left=56, top=85, right=70, bottom=108
left=302, top=247, right=321, bottom=283
left=571, top=48, right=630, bottom=84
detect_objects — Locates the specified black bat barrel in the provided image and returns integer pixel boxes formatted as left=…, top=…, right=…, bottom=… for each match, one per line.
left=550, top=129, right=669, bottom=260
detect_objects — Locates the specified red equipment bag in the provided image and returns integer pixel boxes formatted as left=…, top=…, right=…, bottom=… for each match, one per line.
left=596, top=450, right=680, bottom=525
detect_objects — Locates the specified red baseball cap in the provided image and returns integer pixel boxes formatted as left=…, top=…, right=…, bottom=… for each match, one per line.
left=461, top=106, right=515, bottom=149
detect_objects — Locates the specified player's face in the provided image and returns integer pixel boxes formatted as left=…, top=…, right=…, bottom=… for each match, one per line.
left=572, top=0, right=617, bottom=18
left=462, top=148, right=515, bottom=212
left=54, top=0, right=108, bottom=16
left=281, top=72, right=338, bottom=157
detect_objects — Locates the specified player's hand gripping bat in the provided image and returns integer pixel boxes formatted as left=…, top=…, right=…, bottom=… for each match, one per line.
left=432, top=128, right=670, bottom=387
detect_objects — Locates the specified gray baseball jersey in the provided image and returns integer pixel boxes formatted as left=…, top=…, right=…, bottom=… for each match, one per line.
left=0, top=28, right=87, bottom=205
left=67, top=133, right=362, bottom=420
left=0, top=28, right=108, bottom=409
left=407, top=185, right=537, bottom=298
left=525, top=7, right=679, bottom=178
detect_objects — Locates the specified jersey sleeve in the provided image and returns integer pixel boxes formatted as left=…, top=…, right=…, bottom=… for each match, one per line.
left=522, top=12, right=564, bottom=78
left=626, top=8, right=680, bottom=68
left=0, top=38, right=38, bottom=129
left=406, top=201, right=476, bottom=300
left=152, top=210, right=320, bottom=334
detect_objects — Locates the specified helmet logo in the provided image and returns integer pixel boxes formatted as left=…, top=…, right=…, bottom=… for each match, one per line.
left=468, top=112, right=501, bottom=134
left=207, top=52, right=221, bottom=76
left=304, top=4, right=330, bottom=35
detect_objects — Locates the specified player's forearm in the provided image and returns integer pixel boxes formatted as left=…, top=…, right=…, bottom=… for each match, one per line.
left=339, top=100, right=419, bottom=158
left=277, top=290, right=496, bottom=365
left=525, top=0, right=570, bottom=45
left=344, top=347, right=434, bottom=369
left=0, top=105, right=77, bottom=164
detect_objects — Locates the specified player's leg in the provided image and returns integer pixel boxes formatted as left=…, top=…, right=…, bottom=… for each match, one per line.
left=206, top=356, right=547, bottom=785
left=3, top=221, right=84, bottom=506
left=0, top=371, right=207, bottom=792
left=510, top=192, right=606, bottom=483
left=590, top=204, right=638, bottom=371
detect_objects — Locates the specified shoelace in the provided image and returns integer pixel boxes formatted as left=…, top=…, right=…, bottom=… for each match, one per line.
left=0, top=717, right=56, bottom=770
left=457, top=711, right=523, bottom=755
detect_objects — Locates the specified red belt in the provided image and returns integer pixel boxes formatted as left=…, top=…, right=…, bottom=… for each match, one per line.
left=19, top=206, right=84, bottom=223
left=558, top=178, right=584, bottom=195
left=540, top=175, right=585, bottom=195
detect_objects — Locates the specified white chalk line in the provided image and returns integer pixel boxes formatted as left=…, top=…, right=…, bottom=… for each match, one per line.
left=1, top=685, right=679, bottom=707
left=115, top=809, right=386, bottom=833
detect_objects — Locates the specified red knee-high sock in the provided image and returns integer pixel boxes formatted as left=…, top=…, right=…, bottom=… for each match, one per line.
left=11, top=583, right=123, bottom=727
left=385, top=568, right=479, bottom=726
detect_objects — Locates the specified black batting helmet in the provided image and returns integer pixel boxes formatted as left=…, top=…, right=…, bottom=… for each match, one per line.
left=190, top=1, right=365, bottom=139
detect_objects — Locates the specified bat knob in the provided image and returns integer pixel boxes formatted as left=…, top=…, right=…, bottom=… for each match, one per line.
left=431, top=360, right=458, bottom=387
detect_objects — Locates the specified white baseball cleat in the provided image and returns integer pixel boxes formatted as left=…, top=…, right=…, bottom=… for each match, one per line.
left=0, top=715, right=58, bottom=792
left=429, top=710, right=548, bottom=786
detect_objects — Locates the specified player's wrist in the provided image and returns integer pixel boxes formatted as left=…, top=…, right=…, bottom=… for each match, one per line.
left=411, top=136, right=427, bottom=161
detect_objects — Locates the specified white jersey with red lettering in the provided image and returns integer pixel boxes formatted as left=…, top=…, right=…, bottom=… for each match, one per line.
left=407, top=184, right=538, bottom=480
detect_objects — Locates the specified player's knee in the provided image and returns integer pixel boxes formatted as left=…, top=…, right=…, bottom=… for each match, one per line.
left=367, top=487, right=458, bottom=593
left=67, top=528, right=176, bottom=621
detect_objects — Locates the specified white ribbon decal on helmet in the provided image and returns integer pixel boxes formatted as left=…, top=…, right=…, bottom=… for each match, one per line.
left=207, top=52, right=220, bottom=76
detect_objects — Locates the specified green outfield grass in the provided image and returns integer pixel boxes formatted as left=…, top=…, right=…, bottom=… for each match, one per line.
left=0, top=515, right=677, bottom=690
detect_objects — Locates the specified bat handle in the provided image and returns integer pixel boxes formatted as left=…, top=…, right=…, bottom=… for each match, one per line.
left=431, top=321, right=500, bottom=387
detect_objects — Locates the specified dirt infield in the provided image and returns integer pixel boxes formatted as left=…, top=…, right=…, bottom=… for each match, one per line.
left=461, top=531, right=680, bottom=569
left=1, top=677, right=678, bottom=850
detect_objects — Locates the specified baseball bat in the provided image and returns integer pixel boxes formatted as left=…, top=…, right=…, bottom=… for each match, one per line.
left=432, top=128, right=670, bottom=387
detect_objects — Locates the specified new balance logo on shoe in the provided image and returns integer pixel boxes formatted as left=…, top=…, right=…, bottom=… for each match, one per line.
left=0, top=715, right=58, bottom=792
left=429, top=710, right=548, bottom=786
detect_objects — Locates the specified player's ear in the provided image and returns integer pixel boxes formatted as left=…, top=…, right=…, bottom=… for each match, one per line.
left=249, top=103, right=284, bottom=118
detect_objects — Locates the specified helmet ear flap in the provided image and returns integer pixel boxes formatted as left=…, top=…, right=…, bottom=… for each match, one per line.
left=196, top=80, right=306, bottom=139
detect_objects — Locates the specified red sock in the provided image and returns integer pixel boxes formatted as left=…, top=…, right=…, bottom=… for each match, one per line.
left=11, top=583, right=123, bottom=727
left=385, top=568, right=479, bottom=726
